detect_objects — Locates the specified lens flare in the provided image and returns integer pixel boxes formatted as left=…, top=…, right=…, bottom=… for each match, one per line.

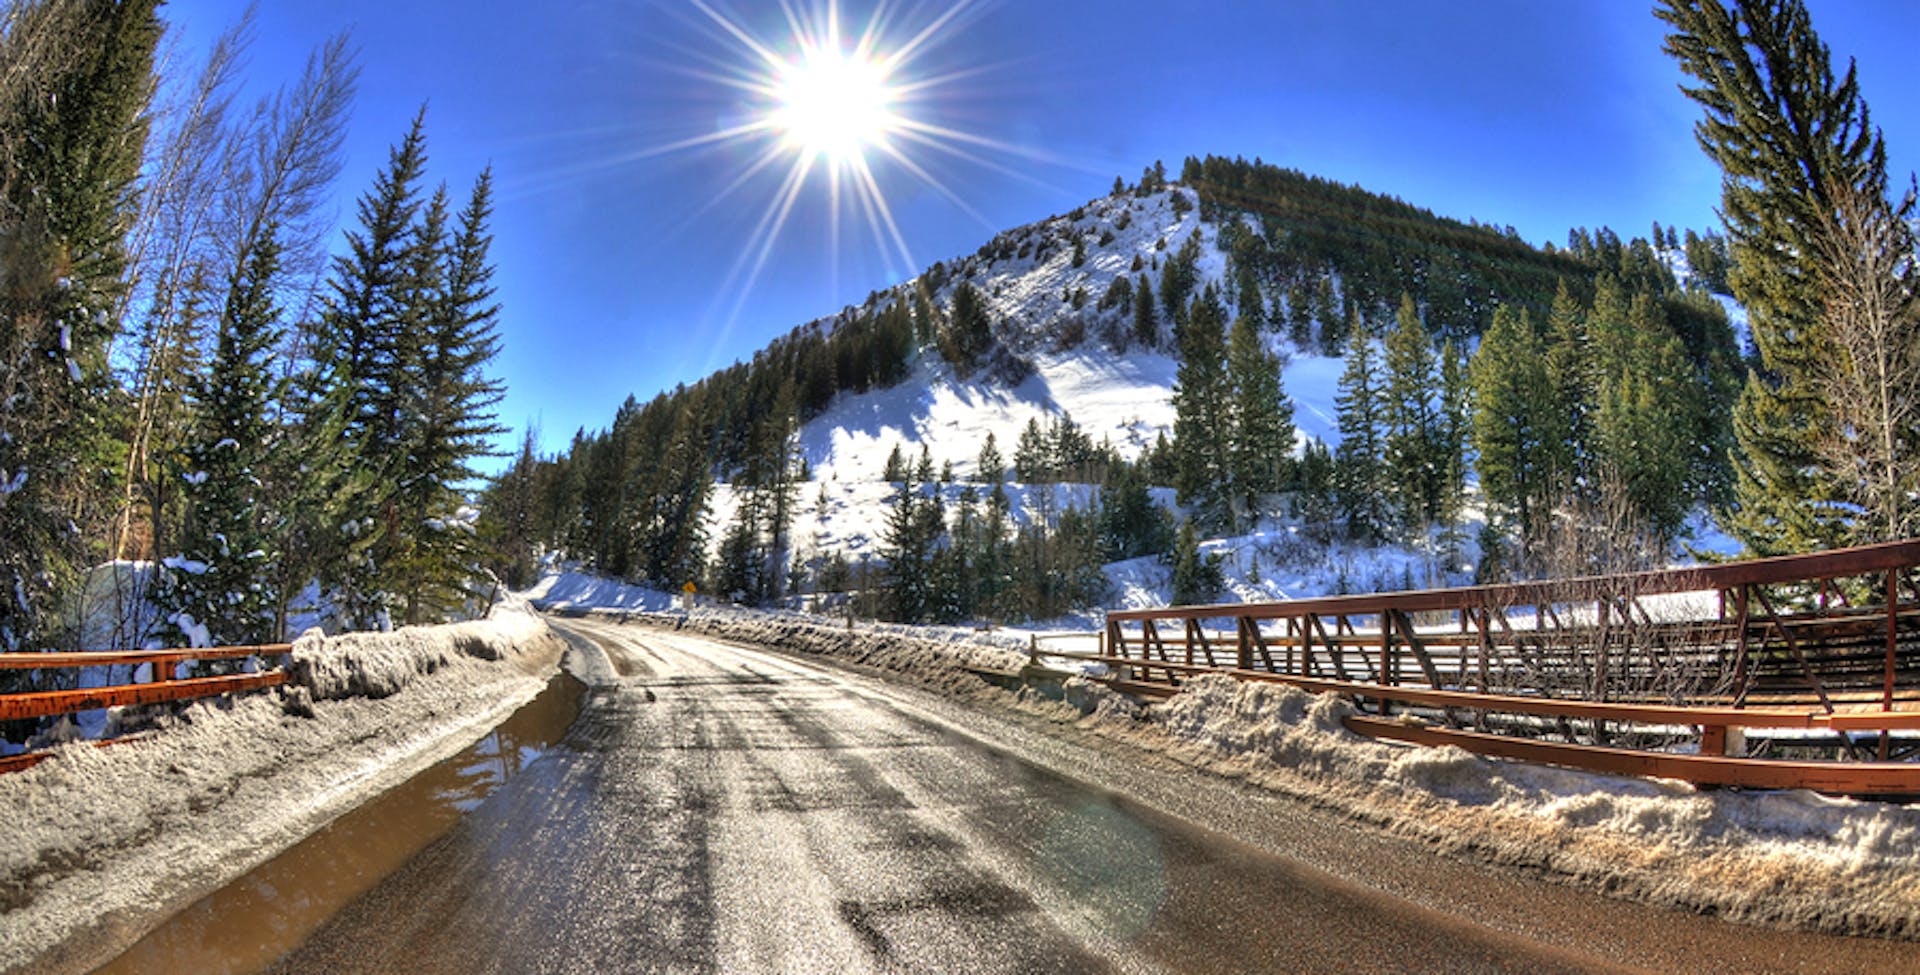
left=771, top=44, right=897, bottom=161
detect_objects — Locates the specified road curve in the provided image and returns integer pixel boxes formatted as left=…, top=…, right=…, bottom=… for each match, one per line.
left=266, top=617, right=1911, bottom=974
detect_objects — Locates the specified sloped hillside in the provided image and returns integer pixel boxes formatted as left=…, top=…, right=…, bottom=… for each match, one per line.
left=495, top=160, right=1738, bottom=622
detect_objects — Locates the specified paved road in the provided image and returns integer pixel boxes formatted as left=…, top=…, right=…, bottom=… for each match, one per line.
left=268, top=617, right=1912, bottom=974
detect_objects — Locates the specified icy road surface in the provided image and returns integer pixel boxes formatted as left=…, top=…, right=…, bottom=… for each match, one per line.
left=266, top=617, right=1912, bottom=974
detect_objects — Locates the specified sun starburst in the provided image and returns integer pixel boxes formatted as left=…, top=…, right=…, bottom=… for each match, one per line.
left=670, top=0, right=1045, bottom=333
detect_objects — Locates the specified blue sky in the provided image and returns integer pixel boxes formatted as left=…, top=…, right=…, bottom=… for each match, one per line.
left=164, top=1, right=1920, bottom=469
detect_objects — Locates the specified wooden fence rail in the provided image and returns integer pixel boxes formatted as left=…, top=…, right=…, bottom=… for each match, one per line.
left=0, top=643, right=293, bottom=774
left=1073, top=540, right=1920, bottom=797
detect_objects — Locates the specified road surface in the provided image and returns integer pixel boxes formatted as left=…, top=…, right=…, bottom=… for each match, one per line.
left=265, top=616, right=1914, bottom=974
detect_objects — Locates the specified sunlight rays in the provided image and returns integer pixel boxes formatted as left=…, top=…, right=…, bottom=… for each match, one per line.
left=596, top=0, right=1098, bottom=359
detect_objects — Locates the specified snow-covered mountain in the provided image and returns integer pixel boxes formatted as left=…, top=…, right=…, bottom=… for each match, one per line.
left=704, top=185, right=1459, bottom=618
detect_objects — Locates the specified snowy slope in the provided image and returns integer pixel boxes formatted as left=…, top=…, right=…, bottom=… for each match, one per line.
left=689, top=184, right=1470, bottom=619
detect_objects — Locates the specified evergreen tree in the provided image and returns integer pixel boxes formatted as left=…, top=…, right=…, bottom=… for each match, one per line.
left=394, top=170, right=508, bottom=623
left=1098, top=459, right=1174, bottom=561
left=1159, top=231, right=1202, bottom=318
left=1296, top=439, right=1339, bottom=543
left=1592, top=293, right=1699, bottom=545
left=478, top=428, right=544, bottom=591
left=1332, top=314, right=1388, bottom=541
left=1168, top=520, right=1223, bottom=607
left=0, top=0, right=162, bottom=651
left=1171, top=287, right=1232, bottom=530
left=1660, top=0, right=1888, bottom=553
left=1541, top=279, right=1593, bottom=495
left=943, top=280, right=993, bottom=375
left=1381, top=294, right=1443, bottom=536
left=974, top=432, right=1005, bottom=484
left=881, top=448, right=944, bottom=622
left=1225, top=313, right=1293, bottom=528
left=1435, top=340, right=1471, bottom=561
left=162, top=226, right=287, bottom=647
left=1014, top=418, right=1048, bottom=482
left=1470, top=305, right=1555, bottom=544
left=1132, top=273, right=1158, bottom=347
left=309, top=111, right=433, bottom=628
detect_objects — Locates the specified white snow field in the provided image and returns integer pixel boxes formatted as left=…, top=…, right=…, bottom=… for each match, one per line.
left=690, top=186, right=1741, bottom=628
left=537, top=573, right=1920, bottom=940
left=0, top=599, right=572, bottom=975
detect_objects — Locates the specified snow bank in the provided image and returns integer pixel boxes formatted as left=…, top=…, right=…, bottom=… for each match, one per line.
left=621, top=605, right=1030, bottom=697
left=1037, top=673, right=1920, bottom=940
left=0, top=600, right=568, bottom=975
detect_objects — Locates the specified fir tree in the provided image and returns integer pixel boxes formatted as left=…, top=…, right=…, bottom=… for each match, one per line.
left=1541, top=279, right=1593, bottom=495
left=1332, top=314, right=1388, bottom=541
left=309, top=111, right=433, bottom=628
left=1470, top=305, right=1555, bottom=543
left=395, top=170, right=508, bottom=623
left=1171, top=287, right=1232, bottom=530
left=974, top=432, right=1005, bottom=484
left=1168, top=520, right=1223, bottom=607
left=1381, top=294, right=1443, bottom=536
left=0, top=0, right=162, bottom=651
left=944, top=280, right=993, bottom=375
left=1225, top=313, right=1293, bottom=528
left=1660, top=0, right=1888, bottom=553
left=162, top=226, right=287, bottom=647
left=1132, top=273, right=1158, bottom=347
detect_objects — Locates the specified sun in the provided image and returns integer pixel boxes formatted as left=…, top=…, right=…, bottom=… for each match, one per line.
left=667, top=0, right=1056, bottom=336
left=771, top=44, right=898, bottom=163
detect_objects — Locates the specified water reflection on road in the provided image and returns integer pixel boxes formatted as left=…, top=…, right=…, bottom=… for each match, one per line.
left=90, top=672, right=583, bottom=975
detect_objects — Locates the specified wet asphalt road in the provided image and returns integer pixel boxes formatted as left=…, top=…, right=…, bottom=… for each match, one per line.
left=265, top=618, right=1914, bottom=974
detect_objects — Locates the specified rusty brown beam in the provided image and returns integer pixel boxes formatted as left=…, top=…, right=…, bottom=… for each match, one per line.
left=1108, top=539, right=1920, bottom=624
left=0, top=644, right=293, bottom=671
left=0, top=671, right=287, bottom=722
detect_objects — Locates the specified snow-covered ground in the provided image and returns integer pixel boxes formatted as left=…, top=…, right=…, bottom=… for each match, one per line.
left=688, top=185, right=1739, bottom=624
left=538, top=573, right=1920, bottom=939
left=0, top=600, right=574, bottom=975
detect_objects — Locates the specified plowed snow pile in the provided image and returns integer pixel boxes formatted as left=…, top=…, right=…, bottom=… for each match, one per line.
left=0, top=600, right=567, bottom=975
left=1053, top=673, right=1920, bottom=939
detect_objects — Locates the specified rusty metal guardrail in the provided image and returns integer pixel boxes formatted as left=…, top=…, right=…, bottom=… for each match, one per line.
left=1055, top=540, right=1920, bottom=797
left=0, top=643, right=293, bottom=773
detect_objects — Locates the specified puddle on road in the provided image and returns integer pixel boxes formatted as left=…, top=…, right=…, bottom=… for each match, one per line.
left=91, top=672, right=585, bottom=975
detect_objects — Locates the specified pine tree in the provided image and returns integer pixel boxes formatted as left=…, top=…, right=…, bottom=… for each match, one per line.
left=944, top=280, right=993, bottom=375
left=1296, top=439, right=1339, bottom=543
left=1098, top=459, right=1174, bottom=561
left=309, top=111, right=432, bottom=628
left=1381, top=294, right=1442, bottom=536
left=1332, top=314, right=1388, bottom=541
left=1159, top=232, right=1202, bottom=318
left=1171, top=287, right=1232, bottom=530
left=881, top=448, right=944, bottom=622
left=398, top=170, right=508, bottom=622
left=1435, top=340, right=1471, bottom=561
left=479, top=428, right=543, bottom=591
left=1132, top=273, right=1158, bottom=347
left=162, top=226, right=287, bottom=647
left=1225, top=313, right=1293, bottom=528
left=1168, top=520, right=1223, bottom=607
left=1541, top=279, right=1593, bottom=496
left=1660, top=0, right=1888, bottom=553
left=1470, top=305, right=1555, bottom=544
left=974, top=432, right=1004, bottom=484
left=0, top=0, right=163, bottom=651
left=1592, top=293, right=1699, bottom=545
